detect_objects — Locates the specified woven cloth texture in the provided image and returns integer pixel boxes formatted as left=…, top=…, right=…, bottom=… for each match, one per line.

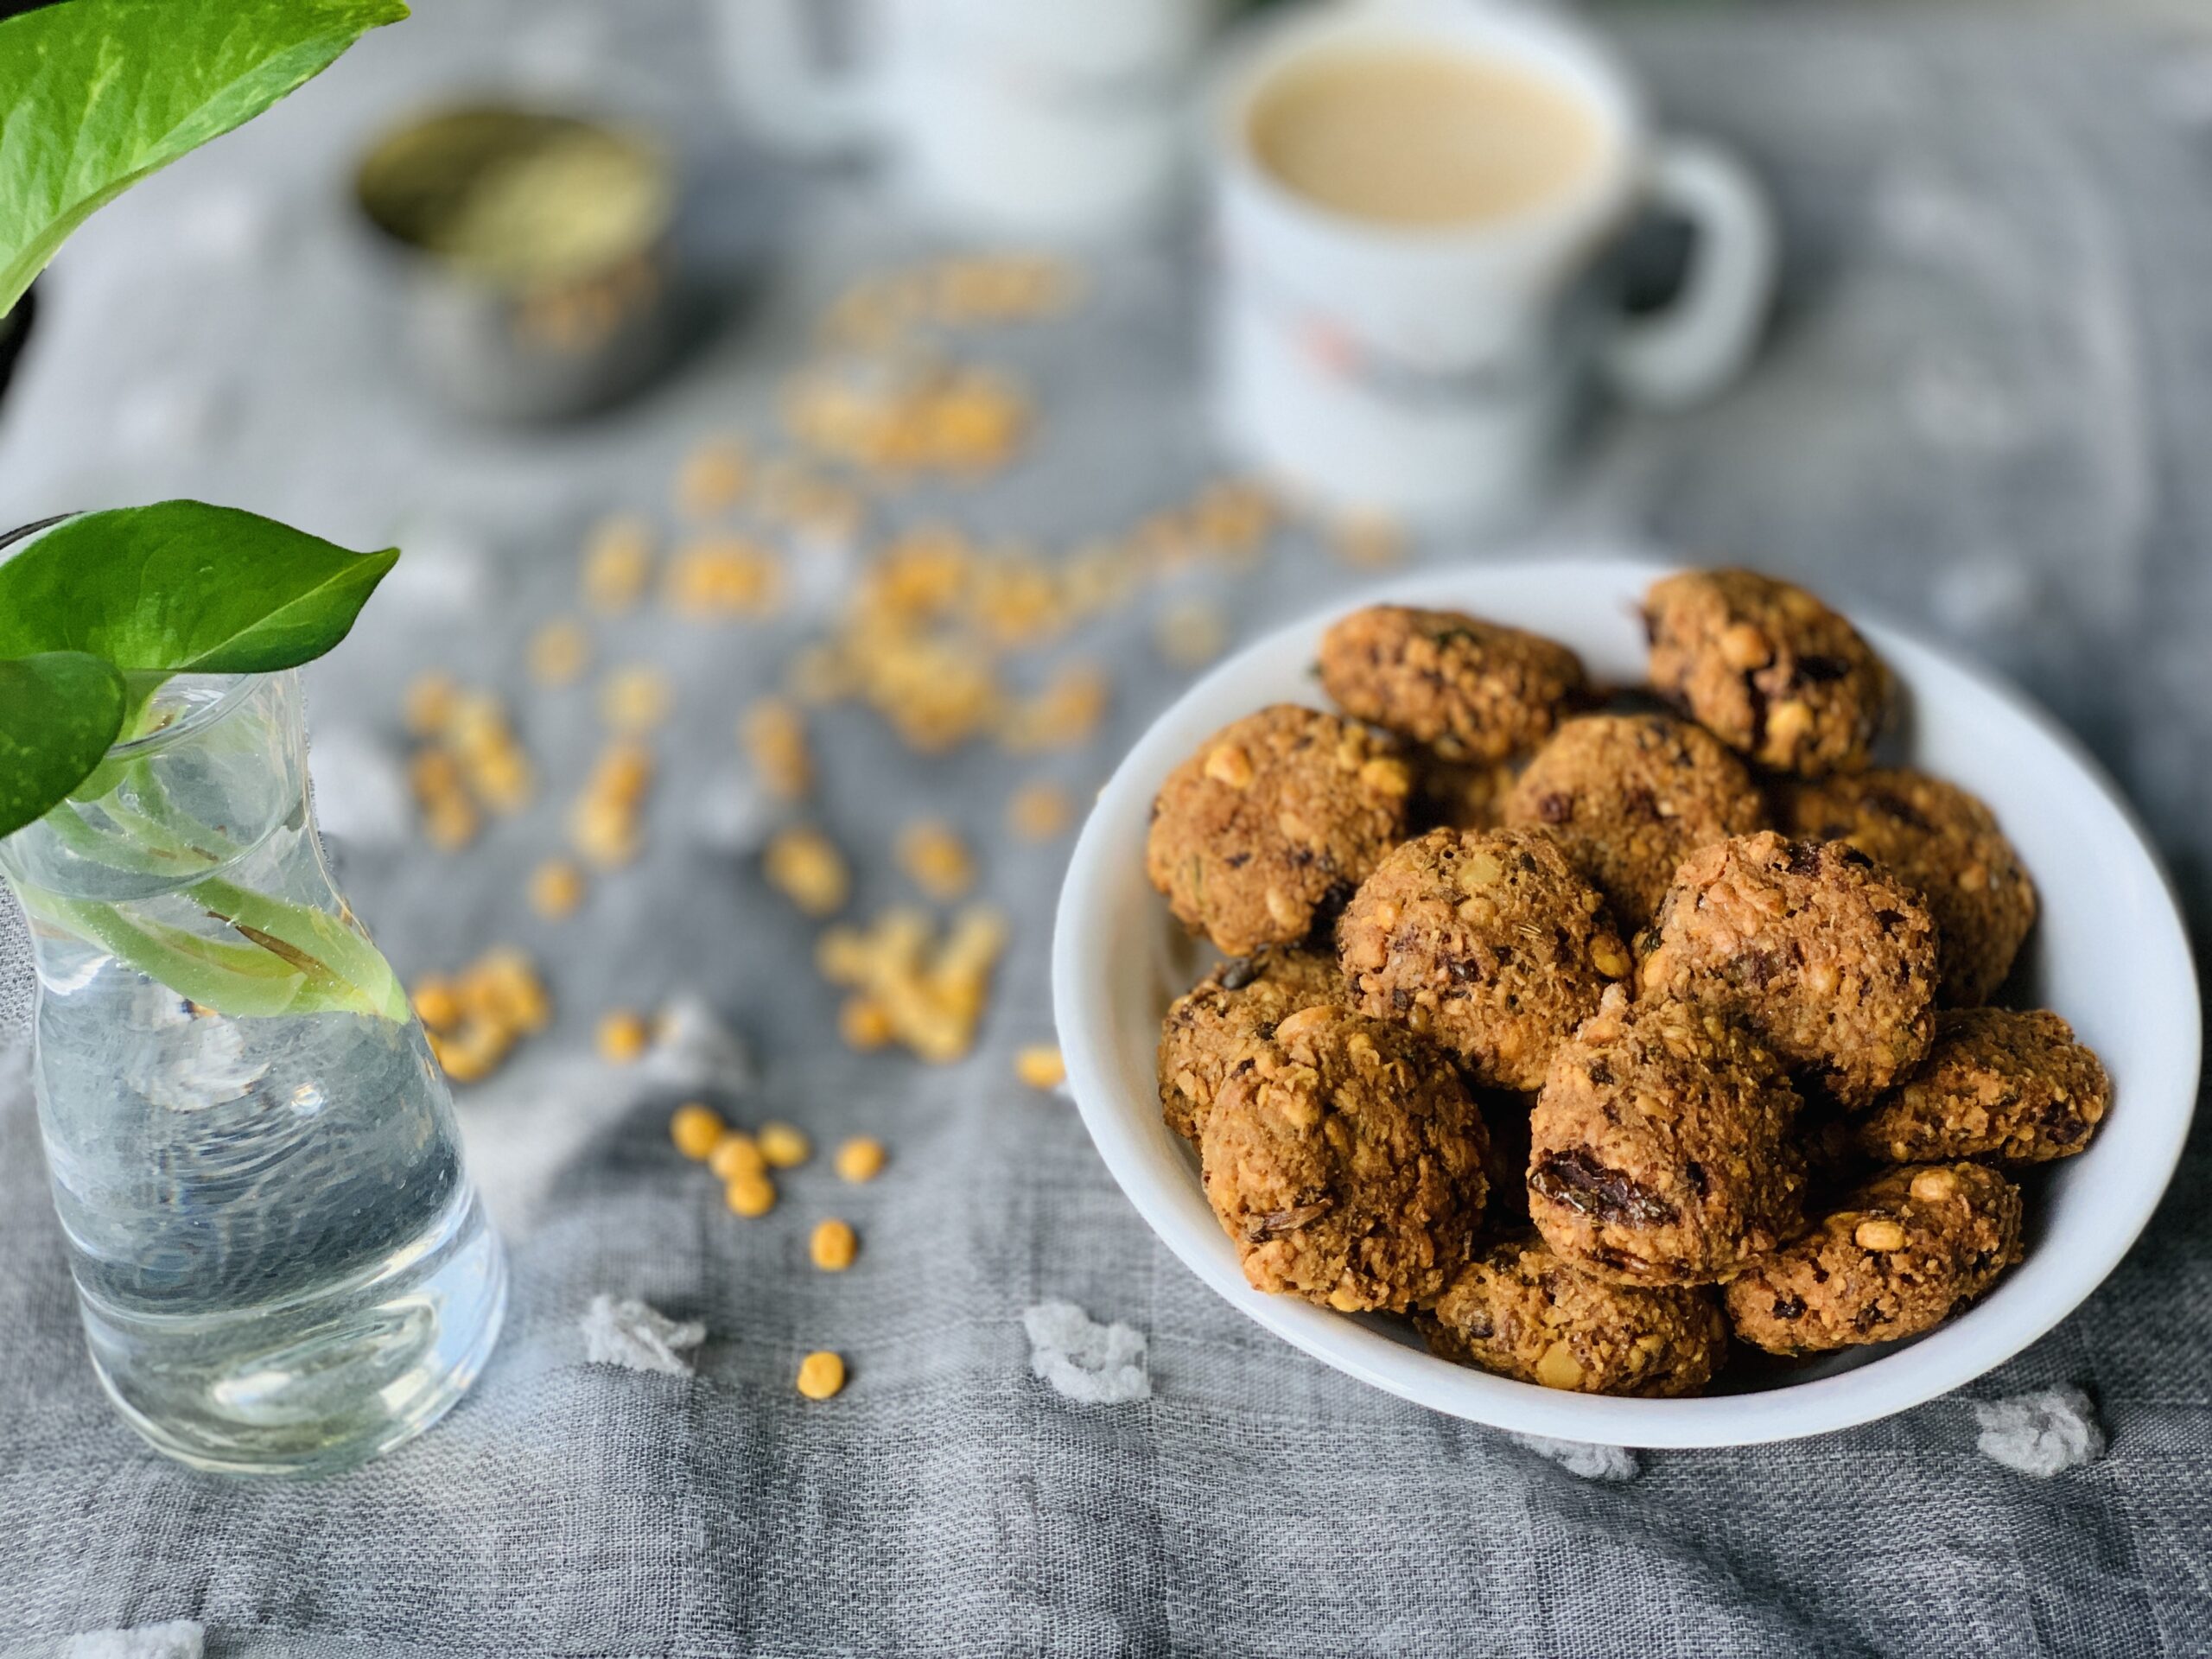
left=3, top=5, right=2210, bottom=1656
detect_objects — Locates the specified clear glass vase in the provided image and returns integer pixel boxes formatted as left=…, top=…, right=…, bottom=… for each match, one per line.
left=0, top=671, right=506, bottom=1477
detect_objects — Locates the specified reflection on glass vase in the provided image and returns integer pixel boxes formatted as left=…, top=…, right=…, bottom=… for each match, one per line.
left=0, top=671, right=505, bottom=1477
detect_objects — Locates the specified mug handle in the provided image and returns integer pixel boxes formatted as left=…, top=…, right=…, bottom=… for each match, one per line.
left=1600, top=136, right=1778, bottom=410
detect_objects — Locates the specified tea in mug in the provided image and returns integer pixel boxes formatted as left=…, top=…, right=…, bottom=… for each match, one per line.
left=1248, top=46, right=1609, bottom=229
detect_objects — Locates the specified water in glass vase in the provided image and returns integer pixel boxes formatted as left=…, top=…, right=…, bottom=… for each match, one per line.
left=1, top=673, right=505, bottom=1476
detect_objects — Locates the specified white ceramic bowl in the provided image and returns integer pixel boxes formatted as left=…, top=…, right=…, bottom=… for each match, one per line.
left=1052, top=556, right=2200, bottom=1446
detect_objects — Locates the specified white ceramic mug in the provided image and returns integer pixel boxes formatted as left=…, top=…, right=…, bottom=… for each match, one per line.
left=711, top=0, right=887, bottom=160
left=1211, top=0, right=1778, bottom=524
left=714, top=0, right=1219, bottom=238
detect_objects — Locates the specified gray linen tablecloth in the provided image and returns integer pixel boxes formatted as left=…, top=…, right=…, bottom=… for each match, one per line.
left=3, top=3, right=2211, bottom=1654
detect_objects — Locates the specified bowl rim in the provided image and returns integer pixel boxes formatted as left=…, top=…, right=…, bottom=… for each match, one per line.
left=1051, top=552, right=2201, bottom=1446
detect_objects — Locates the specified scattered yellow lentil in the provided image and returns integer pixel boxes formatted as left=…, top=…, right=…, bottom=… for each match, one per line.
left=968, top=550, right=1067, bottom=646
left=410, top=747, right=477, bottom=847
left=426, top=1025, right=505, bottom=1085
left=839, top=995, right=895, bottom=1051
left=895, top=819, right=975, bottom=901
left=412, top=979, right=462, bottom=1033
left=570, top=741, right=655, bottom=868
left=455, top=971, right=508, bottom=1033
left=754, top=458, right=867, bottom=545
left=932, top=252, right=1081, bottom=322
left=470, top=745, right=533, bottom=814
left=419, top=788, right=480, bottom=852
left=600, top=664, right=674, bottom=733
left=492, top=950, right=550, bottom=1013
left=816, top=905, right=1008, bottom=1064
left=1190, top=477, right=1277, bottom=558
left=671, top=1103, right=726, bottom=1161
left=529, top=857, right=586, bottom=919
left=570, top=794, right=636, bottom=868
left=810, top=1218, right=858, bottom=1272
left=448, top=691, right=535, bottom=811
left=1057, top=539, right=1141, bottom=618
left=998, top=662, right=1110, bottom=753
left=796, top=1350, right=845, bottom=1401
left=1015, top=1045, right=1067, bottom=1090
left=666, top=534, right=782, bottom=619
left=416, top=947, right=553, bottom=1084
left=861, top=524, right=970, bottom=622
left=791, top=525, right=1052, bottom=753
left=865, top=633, right=1004, bottom=753
left=783, top=356, right=1030, bottom=477
left=527, top=619, right=591, bottom=686
left=786, top=640, right=856, bottom=705
left=597, top=1010, right=650, bottom=1064
left=818, top=272, right=926, bottom=351
left=790, top=481, right=867, bottom=546
left=413, top=766, right=471, bottom=823
left=601, top=741, right=656, bottom=803
left=741, top=699, right=813, bottom=799
left=1007, top=780, right=1074, bottom=842
left=407, top=684, right=534, bottom=844
left=583, top=515, right=655, bottom=613
left=709, top=1131, right=767, bottom=1181
left=819, top=253, right=1079, bottom=350
left=758, top=1121, right=810, bottom=1169
left=1154, top=599, right=1227, bottom=668
left=471, top=947, right=552, bottom=1033
left=764, top=425, right=1293, bottom=762
left=1331, top=514, right=1405, bottom=568
left=1129, top=508, right=1198, bottom=570
left=676, top=436, right=749, bottom=518
left=834, top=1136, right=887, bottom=1184
left=726, top=1170, right=777, bottom=1217
left=763, top=825, right=850, bottom=917
left=403, top=671, right=461, bottom=737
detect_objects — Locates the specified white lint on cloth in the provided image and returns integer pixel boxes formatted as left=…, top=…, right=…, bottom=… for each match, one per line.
left=690, top=769, right=781, bottom=857
left=1023, top=1300, right=1151, bottom=1405
left=643, top=995, right=756, bottom=1096
left=1973, top=1386, right=2106, bottom=1477
left=66, top=1623, right=205, bottom=1659
left=1504, top=1432, right=1640, bottom=1483
left=581, top=1294, right=707, bottom=1377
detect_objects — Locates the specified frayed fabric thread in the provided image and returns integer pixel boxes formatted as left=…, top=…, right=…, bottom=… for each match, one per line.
left=1973, top=1385, right=2106, bottom=1477
left=1504, top=1431, right=1640, bottom=1482
left=581, top=1294, right=706, bottom=1377
left=1023, top=1300, right=1150, bottom=1405
left=66, top=1622, right=204, bottom=1659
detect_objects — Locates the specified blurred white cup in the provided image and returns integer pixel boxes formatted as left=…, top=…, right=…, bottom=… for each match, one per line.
left=712, top=0, right=1219, bottom=238
left=711, top=0, right=887, bottom=159
left=1211, top=0, right=1777, bottom=524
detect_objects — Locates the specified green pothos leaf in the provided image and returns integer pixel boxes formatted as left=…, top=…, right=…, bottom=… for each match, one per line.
left=0, top=651, right=126, bottom=838
left=0, top=501, right=400, bottom=675
left=0, top=0, right=410, bottom=315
